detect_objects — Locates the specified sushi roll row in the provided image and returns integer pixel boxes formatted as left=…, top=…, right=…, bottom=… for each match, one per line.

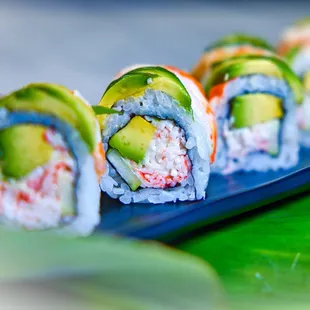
left=0, top=17, right=308, bottom=235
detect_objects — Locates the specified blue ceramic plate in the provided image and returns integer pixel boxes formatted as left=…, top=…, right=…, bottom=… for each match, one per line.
left=97, top=148, right=310, bottom=241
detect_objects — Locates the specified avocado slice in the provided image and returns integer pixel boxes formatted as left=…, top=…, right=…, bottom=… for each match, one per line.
left=205, top=33, right=274, bottom=52
left=0, top=125, right=53, bottom=179
left=303, top=71, right=310, bottom=93
left=204, top=55, right=304, bottom=104
left=230, top=94, right=284, bottom=128
left=97, top=66, right=192, bottom=127
left=107, top=149, right=141, bottom=191
left=0, top=84, right=97, bottom=151
left=109, top=116, right=156, bottom=164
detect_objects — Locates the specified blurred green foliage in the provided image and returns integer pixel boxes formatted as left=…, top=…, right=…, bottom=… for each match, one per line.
left=0, top=229, right=227, bottom=310
left=181, top=193, right=310, bottom=310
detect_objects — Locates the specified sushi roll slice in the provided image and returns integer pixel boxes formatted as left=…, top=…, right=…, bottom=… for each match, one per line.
left=203, top=54, right=303, bottom=174
left=192, top=34, right=275, bottom=85
left=0, top=83, right=105, bottom=236
left=278, top=17, right=310, bottom=146
left=96, top=65, right=216, bottom=204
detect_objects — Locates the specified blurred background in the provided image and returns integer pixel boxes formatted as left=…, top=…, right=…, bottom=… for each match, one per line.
left=1, top=0, right=310, bottom=104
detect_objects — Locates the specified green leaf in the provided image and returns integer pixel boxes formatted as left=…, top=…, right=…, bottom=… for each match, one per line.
left=92, top=105, right=123, bottom=115
left=0, top=229, right=227, bottom=310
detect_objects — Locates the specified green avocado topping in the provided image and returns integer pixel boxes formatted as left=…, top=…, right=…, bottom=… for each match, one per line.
left=205, top=33, right=274, bottom=52
left=97, top=66, right=192, bottom=128
left=0, top=83, right=98, bottom=151
left=204, top=55, right=304, bottom=104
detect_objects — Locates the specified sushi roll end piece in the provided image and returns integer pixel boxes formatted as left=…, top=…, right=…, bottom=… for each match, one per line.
left=0, top=84, right=105, bottom=236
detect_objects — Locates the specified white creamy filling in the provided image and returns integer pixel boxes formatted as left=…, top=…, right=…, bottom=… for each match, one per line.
left=0, top=129, right=75, bottom=230
left=224, top=119, right=280, bottom=159
left=297, top=93, right=310, bottom=130
left=127, top=119, right=191, bottom=189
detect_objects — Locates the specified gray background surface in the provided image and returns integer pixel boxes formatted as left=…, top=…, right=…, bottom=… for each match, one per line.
left=1, top=0, right=309, bottom=104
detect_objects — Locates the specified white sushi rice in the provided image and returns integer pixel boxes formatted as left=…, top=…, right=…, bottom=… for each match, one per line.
left=211, top=75, right=299, bottom=174
left=100, top=89, right=211, bottom=204
left=59, top=154, right=100, bottom=237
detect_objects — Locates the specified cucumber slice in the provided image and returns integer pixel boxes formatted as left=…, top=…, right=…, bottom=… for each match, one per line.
left=107, top=149, right=141, bottom=191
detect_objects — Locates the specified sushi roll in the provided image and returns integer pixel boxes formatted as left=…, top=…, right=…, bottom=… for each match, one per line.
left=96, top=65, right=216, bottom=204
left=278, top=17, right=310, bottom=146
left=192, top=34, right=275, bottom=85
left=0, top=83, right=105, bottom=236
left=203, top=54, right=303, bottom=174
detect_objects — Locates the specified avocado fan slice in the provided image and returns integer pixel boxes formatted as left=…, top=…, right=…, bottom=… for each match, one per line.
left=204, top=33, right=274, bottom=52
left=204, top=55, right=304, bottom=105
left=0, top=83, right=98, bottom=152
left=97, top=66, right=192, bottom=127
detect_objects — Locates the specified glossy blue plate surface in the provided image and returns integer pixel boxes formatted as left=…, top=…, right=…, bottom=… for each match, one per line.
left=97, top=148, right=310, bottom=241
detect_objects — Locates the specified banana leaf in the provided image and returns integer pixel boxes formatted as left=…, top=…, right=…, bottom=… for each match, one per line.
left=0, top=229, right=227, bottom=310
